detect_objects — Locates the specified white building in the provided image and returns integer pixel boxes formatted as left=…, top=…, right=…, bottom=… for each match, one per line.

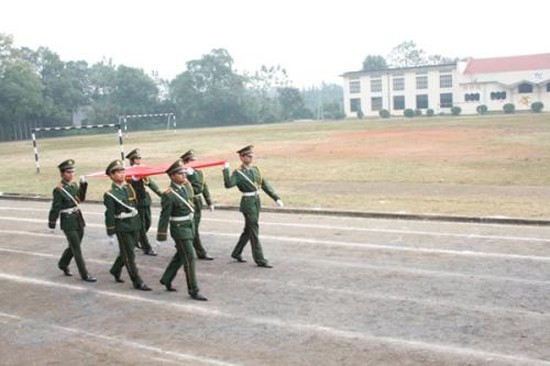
left=342, top=53, right=550, bottom=117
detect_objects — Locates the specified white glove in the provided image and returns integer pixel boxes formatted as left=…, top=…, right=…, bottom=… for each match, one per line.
left=79, top=176, right=87, bottom=184
left=223, top=162, right=230, bottom=169
left=276, top=199, right=284, bottom=208
left=131, top=175, right=139, bottom=181
left=155, top=240, right=164, bottom=251
left=185, top=167, right=195, bottom=175
left=108, top=235, right=116, bottom=246
left=209, top=204, right=215, bottom=212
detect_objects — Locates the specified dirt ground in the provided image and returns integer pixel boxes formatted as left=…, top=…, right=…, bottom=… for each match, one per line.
left=1, top=198, right=550, bottom=365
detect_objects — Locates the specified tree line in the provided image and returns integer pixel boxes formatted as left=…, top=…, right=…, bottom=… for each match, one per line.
left=0, top=34, right=344, bottom=142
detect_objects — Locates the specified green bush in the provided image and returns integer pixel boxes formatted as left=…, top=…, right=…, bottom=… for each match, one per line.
left=476, top=104, right=488, bottom=115
left=531, top=101, right=544, bottom=113
left=414, top=109, right=422, bottom=117
left=451, top=106, right=462, bottom=116
left=357, top=109, right=364, bottom=119
left=378, top=109, right=391, bottom=118
left=426, top=109, right=434, bottom=116
left=403, top=108, right=415, bottom=118
left=503, top=103, right=515, bottom=114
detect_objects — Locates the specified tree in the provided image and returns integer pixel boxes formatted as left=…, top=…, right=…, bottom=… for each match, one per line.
left=170, top=48, right=248, bottom=126
left=244, top=65, right=289, bottom=123
left=277, top=87, right=311, bottom=120
left=388, top=41, right=426, bottom=68
left=0, top=61, right=43, bottom=140
left=362, top=55, right=388, bottom=72
left=301, top=83, right=344, bottom=120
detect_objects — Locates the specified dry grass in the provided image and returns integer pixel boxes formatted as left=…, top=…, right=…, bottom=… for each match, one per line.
left=2, top=113, right=550, bottom=218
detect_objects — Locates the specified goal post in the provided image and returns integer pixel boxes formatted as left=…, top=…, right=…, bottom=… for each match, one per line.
left=31, top=123, right=124, bottom=174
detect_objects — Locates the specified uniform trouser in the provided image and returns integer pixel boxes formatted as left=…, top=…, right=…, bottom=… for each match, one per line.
left=232, top=212, right=268, bottom=265
left=192, top=206, right=208, bottom=258
left=137, top=206, right=153, bottom=252
left=58, top=228, right=89, bottom=279
left=110, top=231, right=144, bottom=286
left=160, top=238, right=199, bottom=295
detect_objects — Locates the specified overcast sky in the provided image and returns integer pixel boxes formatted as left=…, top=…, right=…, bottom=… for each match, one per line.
left=2, top=0, right=549, bottom=87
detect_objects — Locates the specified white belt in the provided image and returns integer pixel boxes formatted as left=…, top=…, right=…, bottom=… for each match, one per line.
left=170, top=213, right=194, bottom=222
left=242, top=191, right=259, bottom=197
left=115, top=209, right=138, bottom=219
left=60, top=207, right=80, bottom=214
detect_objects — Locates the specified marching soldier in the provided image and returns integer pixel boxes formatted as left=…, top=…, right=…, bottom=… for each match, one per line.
left=48, top=159, right=96, bottom=282
left=125, top=148, right=162, bottom=256
left=157, top=160, right=207, bottom=301
left=223, top=145, right=283, bottom=268
left=104, top=159, right=151, bottom=291
left=180, top=149, right=214, bottom=260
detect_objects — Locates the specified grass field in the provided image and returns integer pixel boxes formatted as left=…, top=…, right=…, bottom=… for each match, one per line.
left=1, top=113, right=550, bottom=218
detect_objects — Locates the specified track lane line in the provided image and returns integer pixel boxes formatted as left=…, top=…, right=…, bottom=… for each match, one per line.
left=0, top=311, right=237, bottom=366
left=1, top=273, right=549, bottom=366
left=1, top=246, right=549, bottom=318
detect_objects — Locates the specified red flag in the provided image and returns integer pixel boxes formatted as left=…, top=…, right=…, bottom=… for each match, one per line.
left=86, top=160, right=227, bottom=178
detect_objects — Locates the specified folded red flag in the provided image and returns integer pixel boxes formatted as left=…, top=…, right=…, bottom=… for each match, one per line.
left=86, top=160, right=227, bottom=178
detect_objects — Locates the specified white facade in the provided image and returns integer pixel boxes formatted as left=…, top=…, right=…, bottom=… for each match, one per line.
left=342, top=53, right=550, bottom=117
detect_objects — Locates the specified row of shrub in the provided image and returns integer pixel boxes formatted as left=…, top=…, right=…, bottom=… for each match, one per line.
left=376, top=101, right=544, bottom=118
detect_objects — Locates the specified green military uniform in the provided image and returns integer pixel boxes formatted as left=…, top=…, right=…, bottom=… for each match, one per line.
left=103, top=159, right=149, bottom=290
left=158, top=160, right=206, bottom=300
left=125, top=148, right=162, bottom=255
left=181, top=150, right=214, bottom=259
left=223, top=146, right=280, bottom=266
left=48, top=159, right=95, bottom=281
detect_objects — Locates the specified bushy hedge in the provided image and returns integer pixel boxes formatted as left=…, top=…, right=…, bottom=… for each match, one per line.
left=451, top=106, right=462, bottom=116
left=379, top=109, right=391, bottom=118
left=403, top=108, right=415, bottom=118
left=503, top=103, right=515, bottom=114
left=426, top=109, right=434, bottom=116
left=476, top=104, right=488, bottom=115
left=531, top=101, right=544, bottom=113
left=414, top=109, right=422, bottom=117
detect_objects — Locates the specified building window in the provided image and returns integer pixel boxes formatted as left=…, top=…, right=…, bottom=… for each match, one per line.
left=440, top=93, right=453, bottom=108
left=518, top=83, right=533, bottom=93
left=370, top=79, right=382, bottom=92
left=393, top=77, right=405, bottom=91
left=490, top=91, right=507, bottom=100
left=350, top=98, right=361, bottom=112
left=547, top=83, right=550, bottom=92
left=349, top=80, right=361, bottom=94
left=416, top=76, right=428, bottom=89
left=464, top=93, right=480, bottom=102
left=393, top=96, right=405, bottom=110
left=416, top=94, right=428, bottom=109
left=440, top=74, right=453, bottom=88
left=371, top=97, right=383, bottom=111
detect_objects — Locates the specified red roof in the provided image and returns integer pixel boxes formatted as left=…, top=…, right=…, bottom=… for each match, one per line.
left=463, top=53, right=550, bottom=74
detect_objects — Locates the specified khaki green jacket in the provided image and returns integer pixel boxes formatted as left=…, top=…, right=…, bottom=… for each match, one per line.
left=103, top=182, right=140, bottom=236
left=125, top=175, right=162, bottom=207
left=187, top=169, right=212, bottom=210
left=157, top=181, right=196, bottom=241
left=223, top=165, right=279, bottom=214
left=48, top=180, right=87, bottom=231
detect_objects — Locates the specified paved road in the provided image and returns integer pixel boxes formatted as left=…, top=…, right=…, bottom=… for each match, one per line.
left=1, top=198, right=549, bottom=365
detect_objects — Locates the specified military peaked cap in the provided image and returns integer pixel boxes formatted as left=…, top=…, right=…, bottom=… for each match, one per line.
left=166, top=160, right=186, bottom=175
left=58, top=159, right=76, bottom=172
left=237, top=145, right=254, bottom=155
left=180, top=149, right=196, bottom=163
left=125, top=148, right=141, bottom=160
left=105, top=159, right=125, bottom=175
